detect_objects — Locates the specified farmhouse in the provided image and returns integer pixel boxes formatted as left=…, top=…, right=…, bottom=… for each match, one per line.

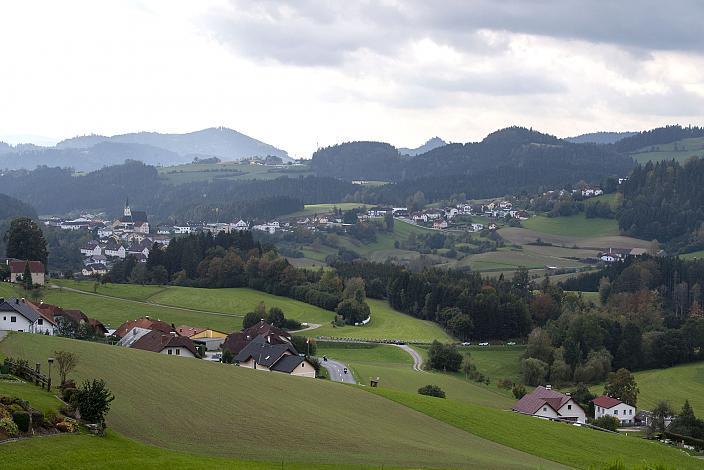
left=0, top=297, right=55, bottom=334
left=592, top=396, right=636, bottom=425
left=131, top=330, right=199, bottom=357
left=32, top=302, right=107, bottom=336
left=512, top=385, right=586, bottom=423
left=8, top=260, right=45, bottom=286
left=113, top=316, right=175, bottom=339
left=235, top=335, right=315, bottom=378
left=222, top=320, right=293, bottom=356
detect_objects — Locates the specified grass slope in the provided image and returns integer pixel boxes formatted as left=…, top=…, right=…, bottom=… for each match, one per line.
left=0, top=334, right=555, bottom=469
left=630, top=137, right=704, bottom=164
left=0, top=379, right=63, bottom=414
left=370, top=388, right=702, bottom=470
left=523, top=214, right=619, bottom=238
left=316, top=342, right=514, bottom=410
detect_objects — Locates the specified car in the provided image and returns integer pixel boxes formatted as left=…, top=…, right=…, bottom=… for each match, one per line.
left=478, top=342, right=489, bottom=346
left=506, top=341, right=516, bottom=346
left=461, top=342, right=471, bottom=346
left=343, top=367, right=348, bottom=374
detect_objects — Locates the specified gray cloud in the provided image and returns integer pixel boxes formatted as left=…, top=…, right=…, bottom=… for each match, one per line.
left=203, top=1, right=704, bottom=66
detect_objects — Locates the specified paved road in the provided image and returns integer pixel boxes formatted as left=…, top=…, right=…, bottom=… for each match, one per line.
left=290, top=323, right=321, bottom=334
left=396, top=344, right=424, bottom=371
left=320, top=358, right=356, bottom=384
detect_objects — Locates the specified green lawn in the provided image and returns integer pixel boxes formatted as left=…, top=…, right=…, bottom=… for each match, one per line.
left=316, top=342, right=514, bottom=410
left=286, top=203, right=370, bottom=218
left=313, top=298, right=453, bottom=343
left=523, top=214, right=619, bottom=238
left=0, top=379, right=63, bottom=414
left=158, top=161, right=312, bottom=184
left=592, top=361, right=704, bottom=414
left=585, top=193, right=621, bottom=209
left=370, top=388, right=702, bottom=470
left=630, top=137, right=704, bottom=164
left=0, top=334, right=557, bottom=469
left=680, top=249, right=704, bottom=260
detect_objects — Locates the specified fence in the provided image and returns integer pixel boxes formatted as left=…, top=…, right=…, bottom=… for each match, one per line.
left=3, top=358, right=51, bottom=391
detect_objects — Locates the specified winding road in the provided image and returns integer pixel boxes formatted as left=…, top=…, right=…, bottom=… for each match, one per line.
left=396, top=344, right=424, bottom=371
left=320, top=358, right=356, bottom=384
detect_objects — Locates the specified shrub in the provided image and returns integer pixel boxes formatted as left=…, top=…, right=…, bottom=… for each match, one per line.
left=11, top=411, right=30, bottom=432
left=9, top=403, right=25, bottom=413
left=512, top=383, right=527, bottom=399
left=0, top=416, right=19, bottom=437
left=30, top=409, right=44, bottom=428
left=62, top=387, right=77, bottom=404
left=59, top=404, right=75, bottom=417
left=56, top=419, right=77, bottom=433
left=45, top=410, right=59, bottom=426
left=73, top=379, right=114, bottom=427
left=427, top=341, right=463, bottom=372
left=497, top=378, right=514, bottom=390
left=592, top=415, right=620, bottom=431
left=418, top=385, right=446, bottom=398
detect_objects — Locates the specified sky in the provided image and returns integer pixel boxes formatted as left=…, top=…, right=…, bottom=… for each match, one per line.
left=1, top=0, right=703, bottom=157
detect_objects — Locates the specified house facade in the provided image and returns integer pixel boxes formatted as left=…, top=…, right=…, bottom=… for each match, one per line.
left=592, top=396, right=636, bottom=425
left=8, top=260, right=45, bottom=286
left=0, top=297, right=55, bottom=334
left=512, top=385, right=587, bottom=423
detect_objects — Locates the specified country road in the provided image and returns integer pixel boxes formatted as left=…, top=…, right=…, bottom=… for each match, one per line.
left=396, top=344, right=424, bottom=371
left=321, top=358, right=356, bottom=384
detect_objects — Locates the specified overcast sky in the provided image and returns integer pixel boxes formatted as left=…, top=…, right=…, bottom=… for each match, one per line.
left=2, top=0, right=703, bottom=157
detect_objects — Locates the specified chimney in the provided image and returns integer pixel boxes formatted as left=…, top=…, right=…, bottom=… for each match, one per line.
left=21, top=298, right=25, bottom=303
left=545, top=384, right=552, bottom=390
left=145, top=315, right=150, bottom=320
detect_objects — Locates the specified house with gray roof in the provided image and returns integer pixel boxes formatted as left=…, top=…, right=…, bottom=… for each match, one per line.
left=235, top=335, right=315, bottom=378
left=0, top=297, right=56, bottom=335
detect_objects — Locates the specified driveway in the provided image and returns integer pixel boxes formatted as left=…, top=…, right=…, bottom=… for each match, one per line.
left=320, top=358, right=356, bottom=384
left=396, top=344, right=424, bottom=371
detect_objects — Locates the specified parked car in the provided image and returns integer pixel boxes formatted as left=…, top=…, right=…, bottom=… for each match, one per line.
left=506, top=341, right=516, bottom=346
left=478, top=342, right=489, bottom=346
left=461, top=342, right=471, bottom=346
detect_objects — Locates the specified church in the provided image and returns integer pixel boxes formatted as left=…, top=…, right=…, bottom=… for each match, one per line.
left=113, top=198, right=149, bottom=234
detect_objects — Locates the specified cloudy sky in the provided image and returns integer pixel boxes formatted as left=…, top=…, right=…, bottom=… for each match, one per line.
left=2, top=0, right=703, bottom=156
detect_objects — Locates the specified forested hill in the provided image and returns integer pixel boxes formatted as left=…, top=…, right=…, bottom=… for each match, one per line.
left=0, top=193, right=37, bottom=221
left=613, top=125, right=704, bottom=153
left=314, top=127, right=633, bottom=201
left=619, top=157, right=704, bottom=248
left=0, top=161, right=354, bottom=222
left=565, top=131, right=636, bottom=144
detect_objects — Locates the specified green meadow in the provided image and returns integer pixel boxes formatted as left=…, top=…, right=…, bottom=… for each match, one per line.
left=523, top=214, right=619, bottom=238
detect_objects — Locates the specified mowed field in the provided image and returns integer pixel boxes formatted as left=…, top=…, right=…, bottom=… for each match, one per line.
left=0, top=334, right=560, bottom=469
left=316, top=342, right=515, bottom=409
left=158, top=161, right=311, bottom=184
left=499, top=226, right=650, bottom=251
left=522, top=214, right=619, bottom=238
left=630, top=136, right=704, bottom=164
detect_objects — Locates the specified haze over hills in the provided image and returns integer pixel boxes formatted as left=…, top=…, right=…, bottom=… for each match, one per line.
left=0, top=127, right=291, bottom=171
left=398, top=136, right=447, bottom=156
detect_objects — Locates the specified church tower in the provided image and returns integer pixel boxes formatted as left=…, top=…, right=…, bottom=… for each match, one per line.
left=124, top=197, right=132, bottom=218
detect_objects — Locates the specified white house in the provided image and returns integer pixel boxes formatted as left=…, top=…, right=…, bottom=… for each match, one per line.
left=512, top=385, right=587, bottom=423
left=104, top=241, right=126, bottom=259
left=8, top=260, right=45, bottom=286
left=130, top=330, right=198, bottom=357
left=80, top=241, right=103, bottom=257
left=469, top=223, right=484, bottom=232
left=592, top=396, right=636, bottom=425
left=0, top=297, right=55, bottom=335
left=174, top=225, right=192, bottom=235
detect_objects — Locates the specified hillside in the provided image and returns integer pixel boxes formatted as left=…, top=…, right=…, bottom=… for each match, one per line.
left=57, top=127, right=291, bottom=162
left=565, top=131, right=635, bottom=144
left=0, top=333, right=558, bottom=469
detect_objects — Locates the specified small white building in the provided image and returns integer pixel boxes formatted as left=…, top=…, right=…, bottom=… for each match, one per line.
left=512, top=385, right=587, bottom=423
left=592, top=396, right=636, bottom=425
left=0, top=297, right=55, bottom=335
left=174, top=225, right=192, bottom=235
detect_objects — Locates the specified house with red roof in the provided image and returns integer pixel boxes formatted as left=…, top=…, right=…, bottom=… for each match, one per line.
left=592, top=395, right=636, bottom=425
left=131, top=331, right=199, bottom=358
left=512, top=385, right=586, bottom=423
left=8, top=260, right=45, bottom=286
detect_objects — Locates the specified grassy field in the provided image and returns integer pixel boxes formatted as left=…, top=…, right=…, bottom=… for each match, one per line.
left=158, top=161, right=311, bottom=184
left=630, top=136, right=704, bottom=164
left=370, top=387, right=703, bottom=470
left=313, top=299, right=453, bottom=343
left=0, top=378, right=63, bottom=414
left=499, top=227, right=650, bottom=251
left=316, top=342, right=515, bottom=409
left=455, top=248, right=588, bottom=272
left=286, top=203, right=370, bottom=218
left=680, top=249, right=704, bottom=260
left=523, top=214, right=619, bottom=238
left=592, top=361, right=704, bottom=414
left=0, top=334, right=558, bottom=469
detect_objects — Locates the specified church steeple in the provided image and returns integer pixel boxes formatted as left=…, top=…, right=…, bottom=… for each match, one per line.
left=124, top=197, right=132, bottom=218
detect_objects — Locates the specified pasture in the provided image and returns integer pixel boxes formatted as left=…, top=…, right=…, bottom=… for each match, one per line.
left=630, top=136, right=704, bottom=164
left=522, top=214, right=619, bottom=238
left=0, top=334, right=557, bottom=469
left=158, top=161, right=311, bottom=184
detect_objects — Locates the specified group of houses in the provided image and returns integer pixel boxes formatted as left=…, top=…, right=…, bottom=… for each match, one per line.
left=405, top=200, right=528, bottom=232
left=110, top=316, right=316, bottom=378
left=512, top=385, right=640, bottom=427
left=0, top=296, right=107, bottom=336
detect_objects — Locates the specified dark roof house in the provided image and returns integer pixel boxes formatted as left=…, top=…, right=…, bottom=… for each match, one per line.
left=131, top=331, right=199, bottom=357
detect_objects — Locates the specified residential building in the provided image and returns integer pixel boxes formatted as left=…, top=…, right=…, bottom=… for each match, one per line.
left=176, top=325, right=227, bottom=339
left=592, top=396, right=636, bottom=425
left=235, top=335, right=315, bottom=378
left=113, top=317, right=176, bottom=339
left=131, top=331, right=198, bottom=357
left=232, top=219, right=249, bottom=231
left=0, top=297, right=55, bottom=334
left=8, top=260, right=45, bottom=286
left=512, top=385, right=586, bottom=423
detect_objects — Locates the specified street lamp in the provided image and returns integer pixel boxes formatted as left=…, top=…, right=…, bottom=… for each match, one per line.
left=47, top=357, right=54, bottom=391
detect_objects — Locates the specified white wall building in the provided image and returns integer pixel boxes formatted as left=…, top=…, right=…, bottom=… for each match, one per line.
left=592, top=396, right=636, bottom=425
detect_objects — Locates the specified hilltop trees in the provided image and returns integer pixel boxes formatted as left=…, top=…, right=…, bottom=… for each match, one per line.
left=4, top=217, right=48, bottom=266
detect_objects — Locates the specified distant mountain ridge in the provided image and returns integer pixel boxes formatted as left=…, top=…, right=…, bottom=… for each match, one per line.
left=398, top=137, right=447, bottom=156
left=565, top=131, right=636, bottom=144
left=0, top=127, right=290, bottom=171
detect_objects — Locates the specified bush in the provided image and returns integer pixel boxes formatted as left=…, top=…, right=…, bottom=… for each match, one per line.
left=62, top=387, right=77, bottom=404
left=73, top=379, right=115, bottom=426
left=592, top=415, right=620, bottom=431
left=512, top=383, right=527, bottom=399
left=11, top=410, right=30, bottom=432
left=427, top=341, right=463, bottom=372
left=45, top=410, right=59, bottom=426
left=59, top=404, right=75, bottom=417
left=56, top=419, right=77, bottom=433
left=418, top=385, right=446, bottom=398
left=30, top=409, right=44, bottom=428
left=497, top=378, right=514, bottom=390
left=0, top=416, right=19, bottom=437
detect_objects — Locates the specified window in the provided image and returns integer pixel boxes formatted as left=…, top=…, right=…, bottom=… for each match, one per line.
left=614, top=410, right=618, bottom=415
left=168, top=349, right=173, bottom=355
left=38, top=319, right=43, bottom=325
left=175, top=349, right=180, bottom=355
left=567, top=405, right=572, bottom=410
left=10, top=316, right=16, bottom=323
left=629, top=409, right=633, bottom=415
left=301, top=363, right=305, bottom=368
left=543, top=407, right=547, bottom=412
